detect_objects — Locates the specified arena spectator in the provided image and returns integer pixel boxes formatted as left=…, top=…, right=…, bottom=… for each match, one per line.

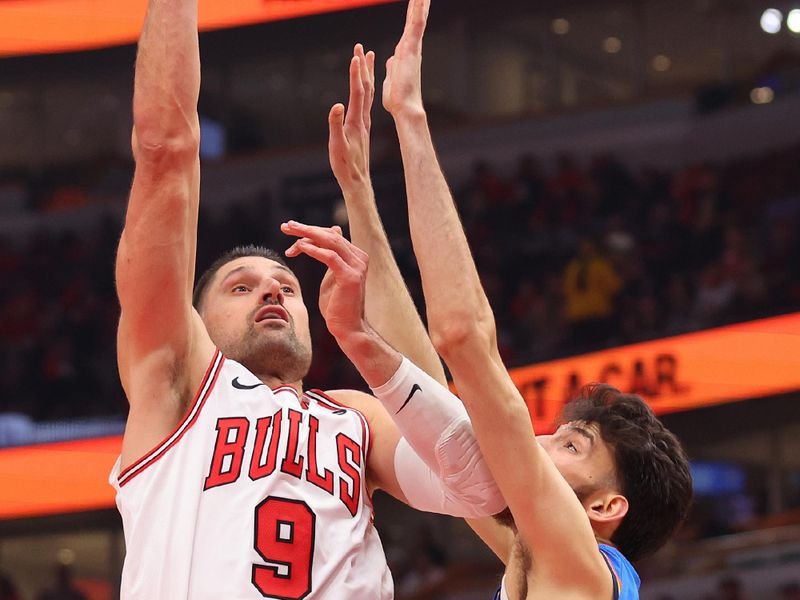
left=780, top=582, right=800, bottom=600
left=563, top=238, right=622, bottom=347
left=0, top=574, right=20, bottom=600
left=716, top=576, right=749, bottom=600
left=37, top=565, right=87, bottom=600
left=396, top=537, right=448, bottom=600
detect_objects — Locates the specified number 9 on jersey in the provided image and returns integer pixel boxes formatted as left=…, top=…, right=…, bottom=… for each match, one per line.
left=252, top=496, right=316, bottom=599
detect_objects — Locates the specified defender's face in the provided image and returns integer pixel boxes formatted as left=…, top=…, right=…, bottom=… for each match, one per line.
left=537, top=422, right=619, bottom=505
left=200, top=257, right=312, bottom=382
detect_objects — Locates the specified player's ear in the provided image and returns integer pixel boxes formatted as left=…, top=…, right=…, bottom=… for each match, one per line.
left=588, top=493, right=628, bottom=526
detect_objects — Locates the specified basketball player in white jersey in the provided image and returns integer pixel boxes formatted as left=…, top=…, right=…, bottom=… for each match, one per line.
left=377, top=1, right=694, bottom=599
left=111, top=0, right=505, bottom=597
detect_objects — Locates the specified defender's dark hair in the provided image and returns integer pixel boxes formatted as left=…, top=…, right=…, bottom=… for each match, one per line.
left=193, top=245, right=291, bottom=310
left=560, top=384, right=693, bottom=561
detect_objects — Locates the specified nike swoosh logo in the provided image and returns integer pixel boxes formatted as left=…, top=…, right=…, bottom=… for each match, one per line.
left=232, top=377, right=266, bottom=391
left=396, top=384, right=421, bottom=414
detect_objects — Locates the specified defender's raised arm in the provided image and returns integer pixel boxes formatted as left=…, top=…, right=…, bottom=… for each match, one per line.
left=116, top=0, right=213, bottom=468
left=384, top=0, right=614, bottom=594
left=325, top=44, right=445, bottom=385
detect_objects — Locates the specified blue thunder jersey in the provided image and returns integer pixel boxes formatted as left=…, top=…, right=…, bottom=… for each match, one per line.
left=492, top=544, right=640, bottom=600
left=599, top=544, right=640, bottom=599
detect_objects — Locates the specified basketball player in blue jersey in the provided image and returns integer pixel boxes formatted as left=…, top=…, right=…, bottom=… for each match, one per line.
left=112, top=0, right=506, bottom=595
left=364, top=1, right=695, bottom=598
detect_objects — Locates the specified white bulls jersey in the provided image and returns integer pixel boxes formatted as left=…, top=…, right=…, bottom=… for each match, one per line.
left=110, top=350, right=393, bottom=600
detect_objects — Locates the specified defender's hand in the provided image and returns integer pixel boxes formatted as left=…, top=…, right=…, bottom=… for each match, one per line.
left=282, top=221, right=370, bottom=342
left=382, top=0, right=429, bottom=119
left=329, top=44, right=376, bottom=192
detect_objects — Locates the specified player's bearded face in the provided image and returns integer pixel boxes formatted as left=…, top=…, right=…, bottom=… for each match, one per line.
left=202, top=258, right=313, bottom=383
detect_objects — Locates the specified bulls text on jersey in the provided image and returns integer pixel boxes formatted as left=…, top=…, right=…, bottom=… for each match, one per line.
left=203, top=406, right=364, bottom=516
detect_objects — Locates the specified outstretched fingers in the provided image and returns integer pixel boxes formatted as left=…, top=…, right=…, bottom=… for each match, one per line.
left=328, top=102, right=347, bottom=151
left=284, top=235, right=312, bottom=258
left=287, top=239, right=351, bottom=278
left=345, top=50, right=365, bottom=130
left=281, top=221, right=367, bottom=268
left=399, top=0, right=430, bottom=52
left=357, top=46, right=376, bottom=130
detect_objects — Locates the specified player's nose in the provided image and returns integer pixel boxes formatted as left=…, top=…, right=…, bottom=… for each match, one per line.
left=261, top=278, right=284, bottom=304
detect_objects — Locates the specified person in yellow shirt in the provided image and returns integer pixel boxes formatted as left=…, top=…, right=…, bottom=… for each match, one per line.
left=563, top=239, right=623, bottom=344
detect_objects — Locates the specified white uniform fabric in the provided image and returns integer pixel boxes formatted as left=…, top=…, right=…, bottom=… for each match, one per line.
left=110, top=350, right=392, bottom=600
left=500, top=577, right=509, bottom=600
left=373, top=357, right=505, bottom=518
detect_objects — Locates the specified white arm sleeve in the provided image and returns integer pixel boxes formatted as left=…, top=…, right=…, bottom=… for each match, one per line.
left=394, top=437, right=504, bottom=518
left=371, top=357, right=506, bottom=517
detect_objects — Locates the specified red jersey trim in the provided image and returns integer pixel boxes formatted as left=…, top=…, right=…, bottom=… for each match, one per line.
left=271, top=385, right=300, bottom=398
left=305, top=389, right=374, bottom=513
left=118, top=350, right=225, bottom=486
left=306, top=390, right=371, bottom=464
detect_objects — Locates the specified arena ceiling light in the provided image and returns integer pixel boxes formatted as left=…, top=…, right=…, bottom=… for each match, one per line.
left=760, top=8, right=783, bottom=34
left=652, top=54, right=672, bottom=72
left=750, top=86, right=775, bottom=104
left=551, top=18, right=571, bottom=35
left=787, top=9, right=800, bottom=33
left=602, top=36, right=622, bottom=54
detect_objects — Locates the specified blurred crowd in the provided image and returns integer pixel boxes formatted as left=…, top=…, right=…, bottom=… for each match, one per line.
left=1, top=566, right=89, bottom=600
left=656, top=576, right=800, bottom=600
left=0, top=143, right=799, bottom=421
left=453, top=148, right=800, bottom=364
left=3, top=562, right=798, bottom=600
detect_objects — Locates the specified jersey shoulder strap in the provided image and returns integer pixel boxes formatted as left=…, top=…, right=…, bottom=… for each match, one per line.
left=598, top=544, right=641, bottom=600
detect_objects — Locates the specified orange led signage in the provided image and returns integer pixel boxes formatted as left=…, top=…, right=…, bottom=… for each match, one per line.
left=512, top=313, right=800, bottom=432
left=0, top=436, right=120, bottom=520
left=0, top=0, right=399, bottom=58
left=1, top=313, right=800, bottom=520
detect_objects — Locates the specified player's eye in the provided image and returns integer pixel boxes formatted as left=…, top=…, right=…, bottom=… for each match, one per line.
left=232, top=285, right=249, bottom=293
left=566, top=441, right=578, bottom=454
left=281, top=286, right=294, bottom=294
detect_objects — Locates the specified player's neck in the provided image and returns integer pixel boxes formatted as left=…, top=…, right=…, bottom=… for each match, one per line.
left=594, top=534, right=614, bottom=547
left=241, top=360, right=306, bottom=394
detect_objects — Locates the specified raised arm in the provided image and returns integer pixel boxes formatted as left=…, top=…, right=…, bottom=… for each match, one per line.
left=327, top=44, right=445, bottom=386
left=116, top=0, right=214, bottom=468
left=283, top=222, right=503, bottom=519
left=383, top=0, right=610, bottom=590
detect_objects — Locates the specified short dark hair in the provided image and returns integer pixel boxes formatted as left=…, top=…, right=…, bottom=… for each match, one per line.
left=193, top=245, right=291, bottom=310
left=560, top=384, right=693, bottom=561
